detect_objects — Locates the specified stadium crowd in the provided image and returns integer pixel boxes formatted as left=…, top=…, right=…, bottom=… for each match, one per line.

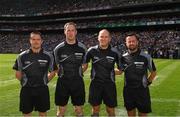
left=1, top=16, right=179, bottom=31
left=0, top=0, right=177, bottom=16
left=0, top=30, right=179, bottom=59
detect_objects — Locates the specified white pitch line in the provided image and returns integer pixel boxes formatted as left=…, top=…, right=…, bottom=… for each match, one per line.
left=115, top=108, right=127, bottom=116
left=177, top=99, right=180, bottom=116
left=115, top=98, right=180, bottom=116
left=151, top=62, right=178, bottom=87
left=0, top=79, right=19, bottom=87
left=152, top=98, right=180, bottom=103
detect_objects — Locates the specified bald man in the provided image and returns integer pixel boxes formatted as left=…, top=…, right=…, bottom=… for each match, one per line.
left=83, top=29, right=121, bottom=116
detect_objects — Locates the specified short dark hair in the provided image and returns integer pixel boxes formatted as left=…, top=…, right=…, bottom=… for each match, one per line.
left=64, top=22, right=77, bottom=30
left=30, top=31, right=42, bottom=38
left=125, top=33, right=139, bottom=41
left=30, top=31, right=41, bottom=36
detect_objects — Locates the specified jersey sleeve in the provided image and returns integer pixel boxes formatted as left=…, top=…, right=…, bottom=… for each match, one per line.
left=53, top=48, right=59, bottom=65
left=49, top=53, right=58, bottom=72
left=83, top=48, right=92, bottom=64
left=118, top=56, right=126, bottom=71
left=113, top=47, right=124, bottom=70
left=148, top=56, right=156, bottom=72
left=114, top=51, right=120, bottom=69
left=12, top=55, right=23, bottom=71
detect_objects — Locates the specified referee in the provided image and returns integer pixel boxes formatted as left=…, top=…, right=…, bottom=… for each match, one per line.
left=53, top=22, right=87, bottom=116
left=119, top=33, right=156, bottom=116
left=83, top=29, right=120, bottom=116
left=13, top=31, right=57, bottom=116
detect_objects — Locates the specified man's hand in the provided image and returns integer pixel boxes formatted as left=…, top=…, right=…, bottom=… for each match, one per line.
left=15, top=71, right=22, bottom=81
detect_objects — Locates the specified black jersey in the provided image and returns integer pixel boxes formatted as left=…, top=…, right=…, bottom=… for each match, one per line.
left=84, top=45, right=120, bottom=82
left=120, top=49, right=156, bottom=88
left=53, top=41, right=86, bottom=79
left=13, top=49, right=57, bottom=87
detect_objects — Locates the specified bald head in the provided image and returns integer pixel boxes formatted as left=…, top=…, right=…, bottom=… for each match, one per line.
left=98, top=29, right=111, bottom=49
left=98, top=29, right=111, bottom=37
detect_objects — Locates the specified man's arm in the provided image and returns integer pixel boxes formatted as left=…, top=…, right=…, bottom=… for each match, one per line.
left=147, top=56, right=157, bottom=84
left=13, top=57, right=23, bottom=81
left=48, top=51, right=59, bottom=82
left=48, top=70, right=57, bottom=82
left=48, top=61, right=58, bottom=82
left=15, top=71, right=22, bottom=81
left=114, top=49, right=124, bottom=75
left=115, top=68, right=123, bottom=75
left=148, top=71, right=156, bottom=83
left=82, top=63, right=88, bottom=73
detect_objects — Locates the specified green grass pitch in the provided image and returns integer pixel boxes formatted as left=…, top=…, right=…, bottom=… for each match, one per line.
left=0, top=54, right=180, bottom=116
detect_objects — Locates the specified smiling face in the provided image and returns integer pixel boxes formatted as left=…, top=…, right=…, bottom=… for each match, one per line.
left=98, top=29, right=111, bottom=49
left=125, top=35, right=139, bottom=53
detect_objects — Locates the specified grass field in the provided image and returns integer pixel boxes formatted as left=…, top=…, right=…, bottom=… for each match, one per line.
left=0, top=54, right=180, bottom=116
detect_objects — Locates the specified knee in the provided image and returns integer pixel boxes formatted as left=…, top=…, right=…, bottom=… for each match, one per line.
left=39, top=112, right=47, bottom=117
left=57, top=106, right=66, bottom=117
left=92, top=106, right=100, bottom=114
left=106, top=107, right=115, bottom=116
left=74, top=106, right=83, bottom=116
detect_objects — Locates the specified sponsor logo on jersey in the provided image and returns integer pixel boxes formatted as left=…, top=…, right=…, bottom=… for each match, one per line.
left=75, top=53, right=83, bottom=56
left=94, top=56, right=99, bottom=60
left=106, top=56, right=114, bottom=63
left=61, top=54, right=68, bottom=58
left=75, top=53, right=83, bottom=60
left=38, top=59, right=48, bottom=66
left=134, top=62, right=144, bottom=69
left=24, top=61, right=31, bottom=65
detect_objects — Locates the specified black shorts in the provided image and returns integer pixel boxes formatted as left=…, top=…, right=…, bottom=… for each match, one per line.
left=20, top=86, right=50, bottom=114
left=123, top=87, right=152, bottom=113
left=55, top=77, right=85, bottom=106
left=89, top=80, right=117, bottom=107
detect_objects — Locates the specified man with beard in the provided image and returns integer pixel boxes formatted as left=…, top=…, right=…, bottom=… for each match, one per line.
left=118, top=33, right=156, bottom=116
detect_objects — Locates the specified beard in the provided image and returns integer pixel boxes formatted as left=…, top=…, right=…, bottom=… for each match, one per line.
left=129, top=47, right=137, bottom=51
left=32, top=44, right=41, bottom=50
left=128, top=45, right=138, bottom=52
left=33, top=46, right=41, bottom=49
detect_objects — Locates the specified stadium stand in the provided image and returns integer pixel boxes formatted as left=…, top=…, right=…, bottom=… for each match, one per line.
left=0, top=0, right=179, bottom=16
left=0, top=0, right=180, bottom=59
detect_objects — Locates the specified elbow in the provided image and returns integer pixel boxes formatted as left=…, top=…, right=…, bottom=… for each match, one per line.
left=15, top=71, right=22, bottom=80
left=52, top=71, right=56, bottom=77
left=15, top=74, right=22, bottom=81
left=153, top=71, right=157, bottom=76
left=82, top=64, right=88, bottom=72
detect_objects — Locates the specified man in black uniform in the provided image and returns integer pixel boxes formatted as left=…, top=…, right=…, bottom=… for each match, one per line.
left=118, top=33, right=156, bottom=116
left=83, top=29, right=120, bottom=116
left=13, top=31, right=57, bottom=116
left=53, top=22, right=87, bottom=116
